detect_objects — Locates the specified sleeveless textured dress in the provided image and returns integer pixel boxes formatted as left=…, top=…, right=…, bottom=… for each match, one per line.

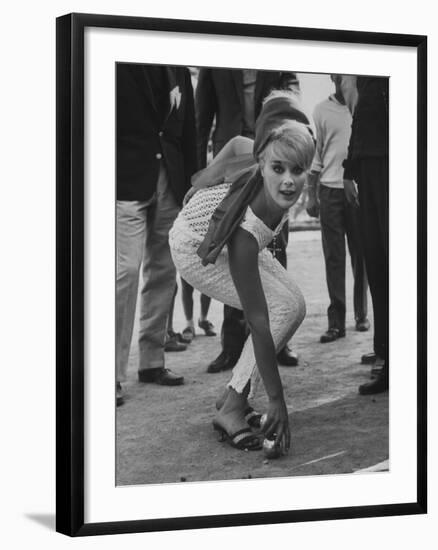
left=169, top=182, right=305, bottom=395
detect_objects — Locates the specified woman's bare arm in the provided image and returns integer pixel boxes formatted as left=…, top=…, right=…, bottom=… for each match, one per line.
left=228, top=227, right=290, bottom=451
left=208, top=135, right=253, bottom=167
left=191, top=135, right=254, bottom=190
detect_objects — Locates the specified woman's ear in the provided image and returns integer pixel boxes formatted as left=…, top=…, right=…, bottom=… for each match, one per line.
left=259, top=157, right=265, bottom=177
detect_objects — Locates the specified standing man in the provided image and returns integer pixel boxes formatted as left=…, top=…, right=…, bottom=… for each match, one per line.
left=341, top=75, right=389, bottom=395
left=116, top=63, right=197, bottom=405
left=195, top=67, right=300, bottom=373
left=307, top=74, right=369, bottom=344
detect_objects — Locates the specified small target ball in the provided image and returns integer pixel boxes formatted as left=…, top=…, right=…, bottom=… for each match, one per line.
left=263, top=438, right=282, bottom=459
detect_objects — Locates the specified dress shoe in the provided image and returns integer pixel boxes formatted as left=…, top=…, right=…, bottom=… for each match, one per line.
left=206, top=351, right=238, bottom=373
left=361, top=352, right=376, bottom=364
left=370, top=356, right=386, bottom=378
left=116, top=382, right=124, bottom=406
left=359, top=366, right=388, bottom=395
left=355, top=318, right=370, bottom=332
left=198, top=319, right=216, bottom=336
left=138, top=367, right=184, bottom=386
left=320, top=328, right=345, bottom=343
left=164, top=331, right=187, bottom=352
left=277, top=345, right=299, bottom=366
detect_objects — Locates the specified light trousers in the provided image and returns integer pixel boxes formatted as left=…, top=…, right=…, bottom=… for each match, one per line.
left=116, top=164, right=179, bottom=382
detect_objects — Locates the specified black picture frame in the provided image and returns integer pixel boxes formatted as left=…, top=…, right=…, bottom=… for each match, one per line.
left=56, top=12, right=427, bottom=537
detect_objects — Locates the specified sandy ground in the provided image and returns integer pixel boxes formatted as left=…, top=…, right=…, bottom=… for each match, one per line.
left=116, top=230, right=388, bottom=486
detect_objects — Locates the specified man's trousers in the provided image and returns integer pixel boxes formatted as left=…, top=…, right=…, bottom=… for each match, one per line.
left=116, top=164, right=179, bottom=382
left=356, top=158, right=389, bottom=362
left=319, top=185, right=368, bottom=331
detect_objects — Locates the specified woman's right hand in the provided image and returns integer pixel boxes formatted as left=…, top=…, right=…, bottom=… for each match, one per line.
left=263, top=396, right=291, bottom=454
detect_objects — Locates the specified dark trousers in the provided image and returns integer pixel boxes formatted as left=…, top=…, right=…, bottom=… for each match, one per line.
left=356, top=158, right=389, bottom=362
left=221, top=222, right=289, bottom=358
left=319, top=185, right=368, bottom=331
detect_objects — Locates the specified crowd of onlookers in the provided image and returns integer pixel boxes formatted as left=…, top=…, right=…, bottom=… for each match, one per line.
left=115, top=63, right=388, bottom=419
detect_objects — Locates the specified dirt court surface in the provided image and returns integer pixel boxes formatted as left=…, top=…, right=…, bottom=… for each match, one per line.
left=116, top=230, right=388, bottom=486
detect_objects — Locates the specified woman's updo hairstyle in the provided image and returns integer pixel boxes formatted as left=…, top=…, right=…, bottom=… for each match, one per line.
left=254, top=90, right=315, bottom=171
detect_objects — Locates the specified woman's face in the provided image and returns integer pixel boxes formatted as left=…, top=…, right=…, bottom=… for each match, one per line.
left=260, top=145, right=307, bottom=211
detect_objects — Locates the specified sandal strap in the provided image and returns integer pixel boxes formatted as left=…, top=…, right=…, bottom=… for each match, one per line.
left=244, top=406, right=262, bottom=428
left=230, top=428, right=260, bottom=448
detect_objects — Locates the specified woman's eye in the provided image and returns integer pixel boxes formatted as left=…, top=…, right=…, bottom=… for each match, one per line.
left=273, top=165, right=284, bottom=174
left=292, top=166, right=304, bottom=175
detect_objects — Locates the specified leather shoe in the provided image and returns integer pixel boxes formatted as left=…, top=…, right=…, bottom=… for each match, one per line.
left=370, top=356, right=386, bottom=378
left=164, top=331, right=187, bottom=352
left=361, top=352, right=376, bottom=364
left=355, top=318, right=370, bottom=332
left=138, top=368, right=184, bottom=386
left=359, top=366, right=388, bottom=395
left=320, top=328, right=345, bottom=343
left=277, top=345, right=298, bottom=366
left=116, top=382, right=124, bottom=406
left=206, top=351, right=238, bottom=373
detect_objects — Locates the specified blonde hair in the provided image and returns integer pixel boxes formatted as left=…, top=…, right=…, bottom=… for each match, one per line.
left=258, top=119, right=315, bottom=172
left=262, top=88, right=302, bottom=107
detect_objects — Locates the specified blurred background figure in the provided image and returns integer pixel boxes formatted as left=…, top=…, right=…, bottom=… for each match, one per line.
left=176, top=68, right=217, bottom=345
left=307, top=74, right=369, bottom=344
left=180, top=278, right=216, bottom=342
left=116, top=64, right=197, bottom=405
left=341, top=75, right=389, bottom=395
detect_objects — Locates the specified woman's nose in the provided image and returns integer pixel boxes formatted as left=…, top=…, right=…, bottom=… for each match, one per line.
left=283, top=175, right=296, bottom=189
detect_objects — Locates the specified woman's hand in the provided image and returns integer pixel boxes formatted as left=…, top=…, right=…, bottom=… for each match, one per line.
left=263, top=396, right=291, bottom=454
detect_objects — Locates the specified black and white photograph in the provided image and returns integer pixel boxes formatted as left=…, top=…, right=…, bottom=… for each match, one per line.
left=115, top=65, right=390, bottom=485
left=52, top=10, right=428, bottom=540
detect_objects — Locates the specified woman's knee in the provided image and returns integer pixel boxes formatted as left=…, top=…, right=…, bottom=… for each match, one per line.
left=296, top=291, right=306, bottom=325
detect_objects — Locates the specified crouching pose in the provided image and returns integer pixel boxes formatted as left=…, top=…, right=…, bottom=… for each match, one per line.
left=169, top=91, right=315, bottom=453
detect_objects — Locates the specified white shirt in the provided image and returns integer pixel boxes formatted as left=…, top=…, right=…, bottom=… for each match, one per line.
left=311, top=94, right=352, bottom=189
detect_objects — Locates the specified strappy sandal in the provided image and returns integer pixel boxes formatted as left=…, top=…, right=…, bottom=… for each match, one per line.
left=198, top=319, right=216, bottom=337
left=212, top=421, right=262, bottom=451
left=181, top=326, right=195, bottom=343
left=244, top=407, right=263, bottom=429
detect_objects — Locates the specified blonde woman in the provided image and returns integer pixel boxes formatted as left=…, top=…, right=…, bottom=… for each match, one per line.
left=169, top=92, right=315, bottom=453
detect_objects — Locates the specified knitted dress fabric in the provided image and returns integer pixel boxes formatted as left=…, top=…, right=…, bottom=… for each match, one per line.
left=169, top=183, right=305, bottom=394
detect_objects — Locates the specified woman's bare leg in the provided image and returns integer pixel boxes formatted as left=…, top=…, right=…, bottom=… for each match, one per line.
left=214, top=383, right=251, bottom=435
